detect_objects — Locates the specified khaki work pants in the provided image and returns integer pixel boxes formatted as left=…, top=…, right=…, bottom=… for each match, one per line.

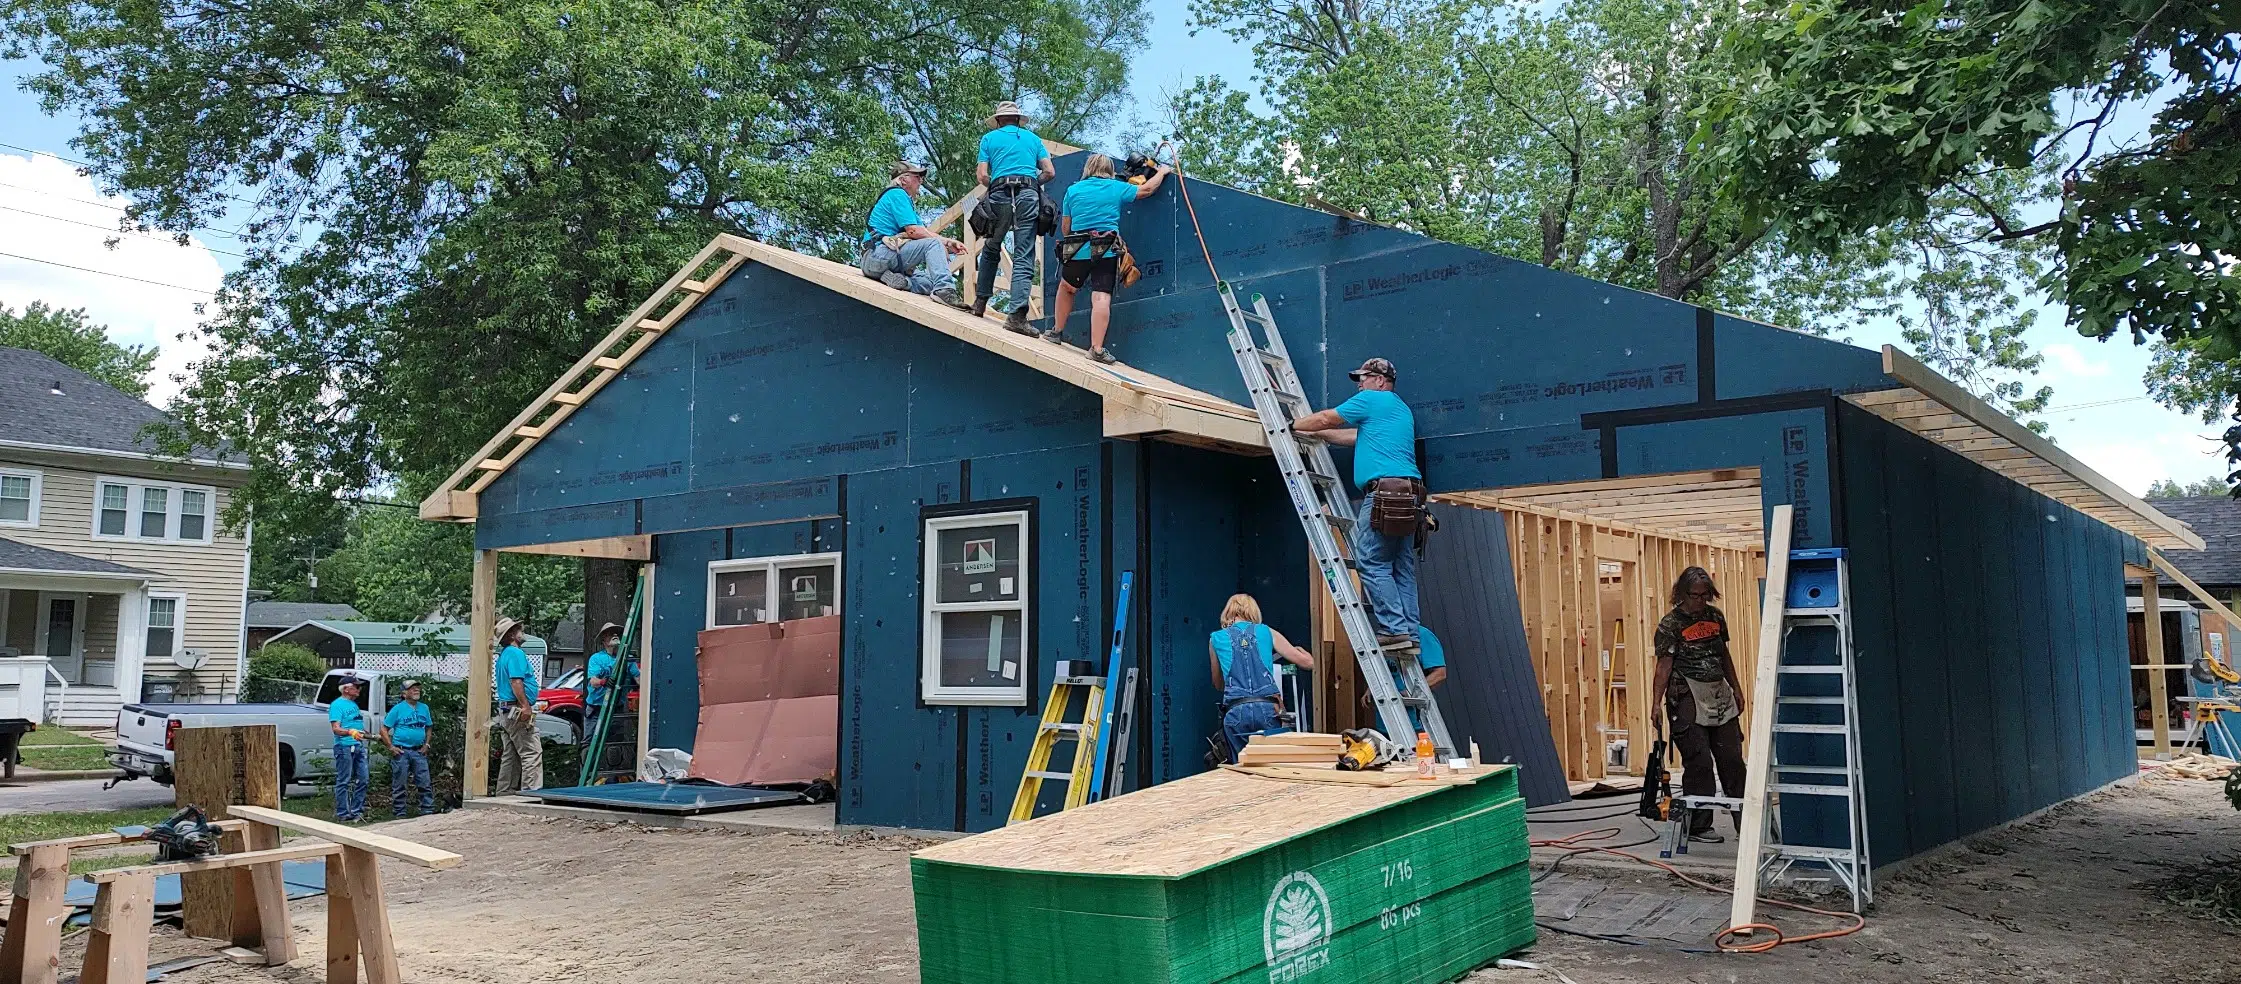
left=496, top=709, right=544, bottom=794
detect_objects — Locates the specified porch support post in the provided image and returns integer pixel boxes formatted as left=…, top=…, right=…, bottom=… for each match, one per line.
left=117, top=583, right=148, bottom=703
left=465, top=550, right=497, bottom=799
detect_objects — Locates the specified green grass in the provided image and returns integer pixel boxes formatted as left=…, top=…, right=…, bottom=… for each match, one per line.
left=0, top=806, right=178, bottom=846
left=20, top=728, right=102, bottom=748
left=16, top=728, right=114, bottom=772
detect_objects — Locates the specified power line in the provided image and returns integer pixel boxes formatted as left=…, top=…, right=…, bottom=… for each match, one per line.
left=2044, top=395, right=2152, bottom=413
left=0, top=249, right=215, bottom=295
left=0, top=203, right=246, bottom=259
left=0, top=179, right=248, bottom=240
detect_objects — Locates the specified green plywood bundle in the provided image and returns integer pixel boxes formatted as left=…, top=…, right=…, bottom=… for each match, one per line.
left=912, top=766, right=1535, bottom=984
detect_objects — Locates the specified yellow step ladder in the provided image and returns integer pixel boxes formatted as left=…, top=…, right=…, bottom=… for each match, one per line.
left=1008, top=673, right=1105, bottom=823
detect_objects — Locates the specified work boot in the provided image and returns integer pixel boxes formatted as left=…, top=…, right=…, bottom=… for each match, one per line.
left=1377, top=633, right=1420, bottom=653
left=879, top=272, right=910, bottom=291
left=971, top=297, right=989, bottom=317
left=1003, top=309, right=1035, bottom=336
left=931, top=287, right=970, bottom=311
left=1089, top=346, right=1118, bottom=365
left=1687, top=828, right=1724, bottom=844
left=1041, top=327, right=1065, bottom=344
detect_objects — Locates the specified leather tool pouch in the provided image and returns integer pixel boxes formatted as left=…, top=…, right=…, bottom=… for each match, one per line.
left=1367, top=477, right=1424, bottom=537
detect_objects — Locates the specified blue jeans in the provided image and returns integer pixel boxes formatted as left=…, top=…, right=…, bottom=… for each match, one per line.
left=332, top=743, right=369, bottom=819
left=1222, top=699, right=1286, bottom=764
left=390, top=747, right=433, bottom=816
left=859, top=237, right=955, bottom=295
left=1353, top=496, right=1420, bottom=639
left=974, top=185, right=1040, bottom=309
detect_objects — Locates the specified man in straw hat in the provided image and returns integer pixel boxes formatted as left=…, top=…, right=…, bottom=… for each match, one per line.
left=583, top=621, right=636, bottom=730
left=973, top=99, right=1055, bottom=331
left=859, top=160, right=970, bottom=310
left=492, top=615, right=546, bottom=794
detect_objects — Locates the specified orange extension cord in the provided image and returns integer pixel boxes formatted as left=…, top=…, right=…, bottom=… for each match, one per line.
left=1173, top=141, right=1860, bottom=953
left=1530, top=826, right=1866, bottom=953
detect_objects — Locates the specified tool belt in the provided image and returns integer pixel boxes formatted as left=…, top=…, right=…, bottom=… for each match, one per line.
left=1059, top=231, right=1140, bottom=287
left=1365, top=477, right=1426, bottom=537
left=989, top=175, right=1035, bottom=191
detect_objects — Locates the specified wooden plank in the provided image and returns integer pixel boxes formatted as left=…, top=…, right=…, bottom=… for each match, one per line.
left=174, top=724, right=280, bottom=941
left=340, top=849, right=400, bottom=984
left=226, top=807, right=462, bottom=870
left=242, top=821, right=293, bottom=964
left=85, top=844, right=341, bottom=883
left=467, top=549, right=496, bottom=800
left=1878, top=346, right=2201, bottom=549
left=493, top=535, right=653, bottom=561
left=2, top=843, right=68, bottom=984
left=2143, top=573, right=2170, bottom=759
left=80, top=874, right=152, bottom=984
left=324, top=854, right=358, bottom=984
left=1729, top=504, right=1795, bottom=936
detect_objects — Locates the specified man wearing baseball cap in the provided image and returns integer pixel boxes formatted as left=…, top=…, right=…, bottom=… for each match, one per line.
left=327, top=675, right=371, bottom=821
left=859, top=160, right=970, bottom=310
left=972, top=100, right=1055, bottom=331
left=1291, top=357, right=1425, bottom=651
left=382, top=679, right=435, bottom=817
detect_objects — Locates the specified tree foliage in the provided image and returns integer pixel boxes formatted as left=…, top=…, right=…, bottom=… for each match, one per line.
left=1170, top=0, right=2053, bottom=421
left=1699, top=0, right=2238, bottom=456
left=1, top=0, right=1143, bottom=543
left=0, top=301, right=158, bottom=397
left=2145, top=475, right=2230, bottom=499
left=252, top=501, right=580, bottom=632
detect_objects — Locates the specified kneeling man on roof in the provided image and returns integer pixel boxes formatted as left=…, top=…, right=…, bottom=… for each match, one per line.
left=859, top=160, right=970, bottom=311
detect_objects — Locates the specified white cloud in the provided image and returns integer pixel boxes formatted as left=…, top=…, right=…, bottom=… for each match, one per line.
left=0, top=152, right=225, bottom=405
left=2064, top=429, right=2228, bottom=495
left=2041, top=342, right=2110, bottom=379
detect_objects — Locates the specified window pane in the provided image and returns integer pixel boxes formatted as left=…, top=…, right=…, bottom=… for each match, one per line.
left=0, top=476, right=26, bottom=522
left=140, top=487, right=169, bottom=537
left=179, top=490, right=207, bottom=540
left=711, top=569, right=770, bottom=626
left=147, top=626, right=176, bottom=661
left=936, top=610, right=1024, bottom=690
left=777, top=563, right=838, bottom=621
left=98, top=484, right=127, bottom=535
left=934, top=523, right=1023, bottom=605
left=147, top=598, right=177, bottom=628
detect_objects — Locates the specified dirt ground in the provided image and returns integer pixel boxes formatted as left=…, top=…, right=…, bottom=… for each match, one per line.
left=85, top=774, right=2241, bottom=984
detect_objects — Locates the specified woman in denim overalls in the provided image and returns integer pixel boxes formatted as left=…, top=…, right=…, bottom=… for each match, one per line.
left=1209, top=594, right=1318, bottom=763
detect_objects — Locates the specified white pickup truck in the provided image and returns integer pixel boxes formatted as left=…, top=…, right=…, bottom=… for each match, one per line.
left=108, top=668, right=574, bottom=788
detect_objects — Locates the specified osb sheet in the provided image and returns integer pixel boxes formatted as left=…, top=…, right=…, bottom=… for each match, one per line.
left=914, top=766, right=1502, bottom=879
left=687, top=618, right=839, bottom=786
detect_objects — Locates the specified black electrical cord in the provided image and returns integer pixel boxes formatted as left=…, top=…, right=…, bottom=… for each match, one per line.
left=1534, top=921, right=1715, bottom=954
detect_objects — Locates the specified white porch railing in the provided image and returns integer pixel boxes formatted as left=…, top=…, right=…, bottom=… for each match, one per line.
left=42, top=663, right=65, bottom=725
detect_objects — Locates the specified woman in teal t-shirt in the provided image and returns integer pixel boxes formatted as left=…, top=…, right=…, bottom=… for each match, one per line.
left=1207, top=593, right=1316, bottom=763
left=1042, top=153, right=1171, bottom=364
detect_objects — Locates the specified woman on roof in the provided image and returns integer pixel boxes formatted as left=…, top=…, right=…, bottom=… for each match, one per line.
left=1042, top=153, right=1170, bottom=364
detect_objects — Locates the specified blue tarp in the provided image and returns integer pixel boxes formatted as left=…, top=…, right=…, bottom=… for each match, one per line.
left=528, top=782, right=804, bottom=815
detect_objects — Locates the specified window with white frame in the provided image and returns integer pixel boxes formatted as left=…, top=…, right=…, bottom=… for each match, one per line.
left=0, top=469, right=38, bottom=527
left=706, top=553, right=841, bottom=629
left=145, top=594, right=184, bottom=664
left=921, top=509, right=1030, bottom=706
left=91, top=478, right=216, bottom=543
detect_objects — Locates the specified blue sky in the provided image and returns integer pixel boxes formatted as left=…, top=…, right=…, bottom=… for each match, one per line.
left=1, top=4, right=2224, bottom=492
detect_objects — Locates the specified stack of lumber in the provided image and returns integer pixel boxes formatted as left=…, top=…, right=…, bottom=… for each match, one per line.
left=2149, top=752, right=2238, bottom=780
left=1235, top=732, right=1345, bottom=767
left=912, top=764, right=1535, bottom=984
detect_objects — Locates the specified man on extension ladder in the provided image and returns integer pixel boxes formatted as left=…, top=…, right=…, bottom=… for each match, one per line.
left=1291, top=357, right=1426, bottom=653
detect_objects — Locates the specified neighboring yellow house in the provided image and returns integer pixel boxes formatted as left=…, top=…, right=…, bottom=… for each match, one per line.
left=0, top=346, right=251, bottom=725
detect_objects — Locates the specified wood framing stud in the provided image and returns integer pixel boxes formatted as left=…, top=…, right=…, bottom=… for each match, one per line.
left=1729, top=503, right=1796, bottom=936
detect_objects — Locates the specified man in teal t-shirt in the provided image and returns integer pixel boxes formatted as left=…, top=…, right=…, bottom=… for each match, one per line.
left=381, top=679, right=435, bottom=816
left=1291, top=357, right=1424, bottom=648
left=858, top=161, right=968, bottom=309
left=972, top=100, right=1055, bottom=330
left=1042, top=154, right=1171, bottom=364
left=328, top=676, right=370, bottom=821
left=493, top=617, right=546, bottom=795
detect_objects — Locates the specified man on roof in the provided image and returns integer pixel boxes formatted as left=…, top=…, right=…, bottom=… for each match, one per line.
left=860, top=161, right=970, bottom=311
left=972, top=100, right=1056, bottom=332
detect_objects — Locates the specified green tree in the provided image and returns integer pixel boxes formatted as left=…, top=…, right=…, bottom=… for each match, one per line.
left=1697, top=0, right=2236, bottom=448
left=1172, top=0, right=2052, bottom=421
left=0, top=301, right=158, bottom=398
left=2, top=0, right=1143, bottom=552
left=2146, top=476, right=2230, bottom=499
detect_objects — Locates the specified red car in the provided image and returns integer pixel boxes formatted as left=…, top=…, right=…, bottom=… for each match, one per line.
left=538, top=668, right=639, bottom=737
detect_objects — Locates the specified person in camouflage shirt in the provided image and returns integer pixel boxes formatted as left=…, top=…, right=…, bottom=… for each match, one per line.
left=1652, top=566, right=1747, bottom=841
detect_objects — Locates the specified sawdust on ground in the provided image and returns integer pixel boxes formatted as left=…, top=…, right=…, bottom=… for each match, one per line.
left=73, top=774, right=2241, bottom=984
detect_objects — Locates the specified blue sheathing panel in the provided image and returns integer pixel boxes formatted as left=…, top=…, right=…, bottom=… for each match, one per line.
left=1611, top=407, right=1834, bottom=548
left=957, top=445, right=1102, bottom=833
left=477, top=500, right=639, bottom=550
left=1711, top=312, right=1892, bottom=399
left=1837, top=403, right=2135, bottom=865
left=650, top=528, right=726, bottom=751
left=478, top=260, right=1102, bottom=541
left=838, top=462, right=964, bottom=831
left=1420, top=425, right=1603, bottom=494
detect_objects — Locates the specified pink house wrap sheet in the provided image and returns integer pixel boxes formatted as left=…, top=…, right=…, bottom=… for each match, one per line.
left=685, top=616, right=839, bottom=786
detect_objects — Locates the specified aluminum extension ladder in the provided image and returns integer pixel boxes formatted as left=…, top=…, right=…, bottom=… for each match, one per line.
left=1759, top=547, right=1872, bottom=911
left=1216, top=283, right=1454, bottom=757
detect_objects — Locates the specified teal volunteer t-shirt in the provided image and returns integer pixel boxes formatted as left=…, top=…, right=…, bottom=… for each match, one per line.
left=329, top=696, right=365, bottom=746
left=977, top=125, right=1050, bottom=180
left=863, top=187, right=921, bottom=244
left=1062, top=177, right=1139, bottom=248
left=1334, top=389, right=1420, bottom=488
left=495, top=644, right=540, bottom=706
left=383, top=700, right=432, bottom=748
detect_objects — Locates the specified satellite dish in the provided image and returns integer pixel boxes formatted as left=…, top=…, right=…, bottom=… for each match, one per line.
left=173, top=648, right=209, bottom=670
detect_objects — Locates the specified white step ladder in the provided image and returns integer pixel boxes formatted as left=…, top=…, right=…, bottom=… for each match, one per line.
left=1759, top=547, right=1871, bottom=910
left=1216, top=283, right=1454, bottom=756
